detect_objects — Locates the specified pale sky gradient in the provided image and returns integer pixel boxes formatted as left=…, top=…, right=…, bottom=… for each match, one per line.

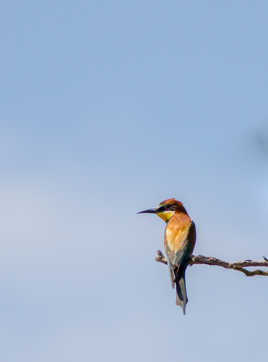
left=1, top=1, right=268, bottom=362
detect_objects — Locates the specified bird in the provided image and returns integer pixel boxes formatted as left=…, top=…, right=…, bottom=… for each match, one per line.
left=138, top=198, right=196, bottom=314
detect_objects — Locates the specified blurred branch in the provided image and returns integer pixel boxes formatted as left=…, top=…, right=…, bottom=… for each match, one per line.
left=155, top=250, right=268, bottom=277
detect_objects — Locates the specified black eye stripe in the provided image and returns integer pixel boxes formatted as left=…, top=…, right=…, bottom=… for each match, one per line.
left=159, top=205, right=174, bottom=212
left=158, top=204, right=176, bottom=212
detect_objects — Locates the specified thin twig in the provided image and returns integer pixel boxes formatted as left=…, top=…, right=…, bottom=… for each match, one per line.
left=155, top=250, right=268, bottom=277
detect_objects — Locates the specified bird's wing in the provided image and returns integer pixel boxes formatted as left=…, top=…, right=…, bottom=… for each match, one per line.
left=165, top=221, right=196, bottom=268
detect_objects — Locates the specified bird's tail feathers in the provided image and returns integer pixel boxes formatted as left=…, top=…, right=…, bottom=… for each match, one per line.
left=174, top=266, right=188, bottom=315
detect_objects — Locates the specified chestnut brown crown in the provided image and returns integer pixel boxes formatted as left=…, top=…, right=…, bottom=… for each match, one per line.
left=158, top=198, right=188, bottom=214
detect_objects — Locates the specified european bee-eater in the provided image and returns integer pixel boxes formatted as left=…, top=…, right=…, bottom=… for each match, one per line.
left=138, top=198, right=196, bottom=314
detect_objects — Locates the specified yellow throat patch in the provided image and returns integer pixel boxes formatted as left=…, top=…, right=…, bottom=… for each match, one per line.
left=156, top=210, right=175, bottom=222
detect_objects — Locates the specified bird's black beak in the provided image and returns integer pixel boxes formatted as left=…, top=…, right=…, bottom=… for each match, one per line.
left=137, top=208, right=158, bottom=214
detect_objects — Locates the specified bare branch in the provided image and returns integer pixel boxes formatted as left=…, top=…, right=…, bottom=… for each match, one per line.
left=155, top=250, right=268, bottom=277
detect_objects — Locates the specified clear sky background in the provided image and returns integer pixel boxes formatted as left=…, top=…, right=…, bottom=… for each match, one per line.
left=1, top=1, right=268, bottom=361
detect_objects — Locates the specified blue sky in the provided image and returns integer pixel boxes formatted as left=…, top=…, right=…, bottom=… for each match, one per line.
left=1, top=1, right=268, bottom=361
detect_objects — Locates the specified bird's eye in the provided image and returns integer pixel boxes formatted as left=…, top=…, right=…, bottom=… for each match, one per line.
left=158, top=206, right=166, bottom=212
